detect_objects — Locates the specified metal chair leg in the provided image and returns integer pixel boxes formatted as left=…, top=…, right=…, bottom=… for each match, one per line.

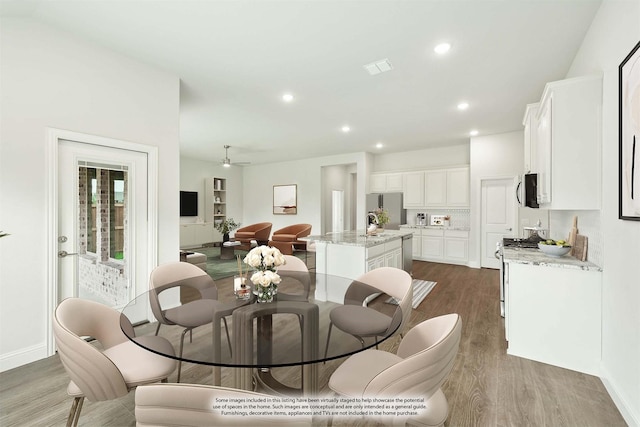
left=177, top=328, right=190, bottom=383
left=66, top=396, right=84, bottom=427
left=222, top=317, right=232, bottom=356
left=323, top=322, right=334, bottom=362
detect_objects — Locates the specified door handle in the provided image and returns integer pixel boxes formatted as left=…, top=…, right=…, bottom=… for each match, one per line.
left=506, top=228, right=512, bottom=231
left=58, top=250, right=78, bottom=258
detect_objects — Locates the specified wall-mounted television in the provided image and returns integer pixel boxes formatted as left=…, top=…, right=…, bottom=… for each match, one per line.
left=180, top=191, right=198, bottom=216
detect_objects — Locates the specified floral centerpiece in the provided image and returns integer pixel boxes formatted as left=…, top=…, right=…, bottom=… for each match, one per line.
left=243, top=245, right=286, bottom=303
left=373, top=208, right=390, bottom=228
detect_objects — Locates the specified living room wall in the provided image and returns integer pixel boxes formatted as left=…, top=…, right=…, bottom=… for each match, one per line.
left=0, top=19, right=181, bottom=371
left=180, top=156, right=244, bottom=225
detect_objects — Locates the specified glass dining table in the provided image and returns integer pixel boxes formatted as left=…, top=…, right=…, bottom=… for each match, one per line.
left=120, top=271, right=402, bottom=396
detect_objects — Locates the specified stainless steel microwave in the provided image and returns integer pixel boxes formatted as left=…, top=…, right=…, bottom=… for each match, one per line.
left=517, top=173, right=539, bottom=208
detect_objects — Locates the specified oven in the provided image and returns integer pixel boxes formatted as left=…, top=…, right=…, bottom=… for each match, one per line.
left=496, top=237, right=542, bottom=318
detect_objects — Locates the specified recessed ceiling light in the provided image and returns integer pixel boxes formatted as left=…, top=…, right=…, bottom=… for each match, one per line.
left=434, top=42, right=451, bottom=55
left=341, top=125, right=351, bottom=133
left=376, top=142, right=384, bottom=149
left=457, top=102, right=469, bottom=111
left=469, top=129, right=479, bottom=136
left=282, top=93, right=294, bottom=103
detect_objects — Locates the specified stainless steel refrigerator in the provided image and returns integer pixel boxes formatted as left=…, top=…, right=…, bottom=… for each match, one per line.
left=366, top=192, right=406, bottom=230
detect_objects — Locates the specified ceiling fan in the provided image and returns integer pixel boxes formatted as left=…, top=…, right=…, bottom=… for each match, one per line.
left=221, top=145, right=251, bottom=167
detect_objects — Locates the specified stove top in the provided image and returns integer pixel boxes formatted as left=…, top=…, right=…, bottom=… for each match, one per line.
left=502, top=237, right=541, bottom=249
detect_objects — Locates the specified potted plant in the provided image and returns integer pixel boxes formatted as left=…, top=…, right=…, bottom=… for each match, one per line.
left=214, top=218, right=240, bottom=242
left=374, top=208, right=390, bottom=229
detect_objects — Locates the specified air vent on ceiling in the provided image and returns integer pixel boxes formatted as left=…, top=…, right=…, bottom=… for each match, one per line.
left=364, top=59, right=393, bottom=76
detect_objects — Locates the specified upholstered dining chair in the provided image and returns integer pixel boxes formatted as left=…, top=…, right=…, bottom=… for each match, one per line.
left=276, top=254, right=311, bottom=302
left=234, top=222, right=272, bottom=249
left=149, top=261, right=232, bottom=382
left=324, top=266, right=413, bottom=360
left=268, top=223, right=312, bottom=255
left=53, top=298, right=176, bottom=427
left=135, top=383, right=312, bottom=426
left=328, top=313, right=462, bottom=427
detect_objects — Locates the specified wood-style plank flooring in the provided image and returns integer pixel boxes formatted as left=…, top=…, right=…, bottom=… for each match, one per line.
left=0, top=261, right=626, bottom=426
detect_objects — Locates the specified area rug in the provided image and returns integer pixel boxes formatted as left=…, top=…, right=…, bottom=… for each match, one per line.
left=195, top=246, right=308, bottom=281
left=386, top=279, right=437, bottom=309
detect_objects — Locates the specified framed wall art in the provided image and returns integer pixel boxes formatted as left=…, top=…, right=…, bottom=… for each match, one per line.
left=273, top=184, right=297, bottom=215
left=619, top=40, right=640, bottom=220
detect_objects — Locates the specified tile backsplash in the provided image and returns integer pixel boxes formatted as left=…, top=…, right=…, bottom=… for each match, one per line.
left=407, top=208, right=470, bottom=228
left=549, top=210, right=602, bottom=267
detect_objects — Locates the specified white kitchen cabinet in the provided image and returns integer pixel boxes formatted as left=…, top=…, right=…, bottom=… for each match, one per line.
left=535, top=75, right=602, bottom=209
left=445, top=168, right=470, bottom=207
left=404, top=227, right=468, bottom=265
left=506, top=262, right=602, bottom=375
left=403, top=167, right=469, bottom=209
left=443, top=229, right=469, bottom=263
left=421, top=228, right=444, bottom=260
left=522, top=103, right=539, bottom=173
left=424, top=167, right=469, bottom=208
left=403, top=172, right=425, bottom=207
left=370, top=173, right=403, bottom=193
left=424, top=170, right=447, bottom=206
left=411, top=231, right=421, bottom=258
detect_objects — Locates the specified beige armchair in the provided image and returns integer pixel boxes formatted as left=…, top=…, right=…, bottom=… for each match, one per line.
left=234, top=222, right=272, bottom=249
left=53, top=298, right=176, bottom=427
left=149, top=261, right=232, bottom=382
left=328, top=313, right=462, bottom=427
left=135, top=383, right=312, bottom=426
left=268, top=223, right=312, bottom=255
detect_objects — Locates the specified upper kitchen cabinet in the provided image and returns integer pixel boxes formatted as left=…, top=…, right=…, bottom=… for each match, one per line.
left=424, top=167, right=470, bottom=207
left=522, top=103, right=539, bottom=174
left=403, top=167, right=469, bottom=209
left=403, top=171, right=426, bottom=207
left=445, top=167, right=470, bottom=207
left=424, top=170, right=447, bottom=206
left=535, top=75, right=602, bottom=210
left=370, top=172, right=404, bottom=193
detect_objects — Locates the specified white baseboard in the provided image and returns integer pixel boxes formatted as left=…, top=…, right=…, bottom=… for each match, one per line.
left=0, top=343, right=50, bottom=373
left=600, top=366, right=640, bottom=427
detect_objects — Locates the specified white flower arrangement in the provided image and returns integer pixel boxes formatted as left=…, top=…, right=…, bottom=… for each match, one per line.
left=243, top=246, right=286, bottom=301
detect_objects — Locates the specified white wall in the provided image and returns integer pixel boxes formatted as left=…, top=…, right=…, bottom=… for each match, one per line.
left=469, top=131, right=524, bottom=267
left=563, top=1, right=640, bottom=424
left=180, top=157, right=244, bottom=225
left=372, top=143, right=470, bottom=172
left=0, top=19, right=180, bottom=371
left=241, top=152, right=368, bottom=236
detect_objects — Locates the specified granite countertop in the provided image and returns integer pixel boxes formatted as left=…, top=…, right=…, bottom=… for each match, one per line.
left=302, top=229, right=413, bottom=248
left=400, top=225, right=470, bottom=231
left=503, top=247, right=602, bottom=272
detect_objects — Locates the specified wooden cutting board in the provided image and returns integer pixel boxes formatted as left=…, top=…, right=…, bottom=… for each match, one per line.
left=568, top=216, right=578, bottom=255
left=573, top=234, right=588, bottom=261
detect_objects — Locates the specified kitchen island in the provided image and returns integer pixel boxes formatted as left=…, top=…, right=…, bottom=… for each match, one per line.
left=503, top=247, right=602, bottom=375
left=303, top=229, right=413, bottom=303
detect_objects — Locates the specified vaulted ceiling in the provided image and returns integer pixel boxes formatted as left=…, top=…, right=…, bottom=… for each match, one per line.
left=2, top=0, right=601, bottom=165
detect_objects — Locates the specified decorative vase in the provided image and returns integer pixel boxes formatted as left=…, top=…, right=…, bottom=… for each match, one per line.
left=256, top=283, right=277, bottom=303
left=223, top=233, right=230, bottom=242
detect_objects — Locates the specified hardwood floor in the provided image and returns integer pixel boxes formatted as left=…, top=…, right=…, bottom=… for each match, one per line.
left=0, top=261, right=626, bottom=426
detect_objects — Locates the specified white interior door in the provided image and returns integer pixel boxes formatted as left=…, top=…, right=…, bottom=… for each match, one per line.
left=481, top=177, right=517, bottom=269
left=58, top=140, right=149, bottom=322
